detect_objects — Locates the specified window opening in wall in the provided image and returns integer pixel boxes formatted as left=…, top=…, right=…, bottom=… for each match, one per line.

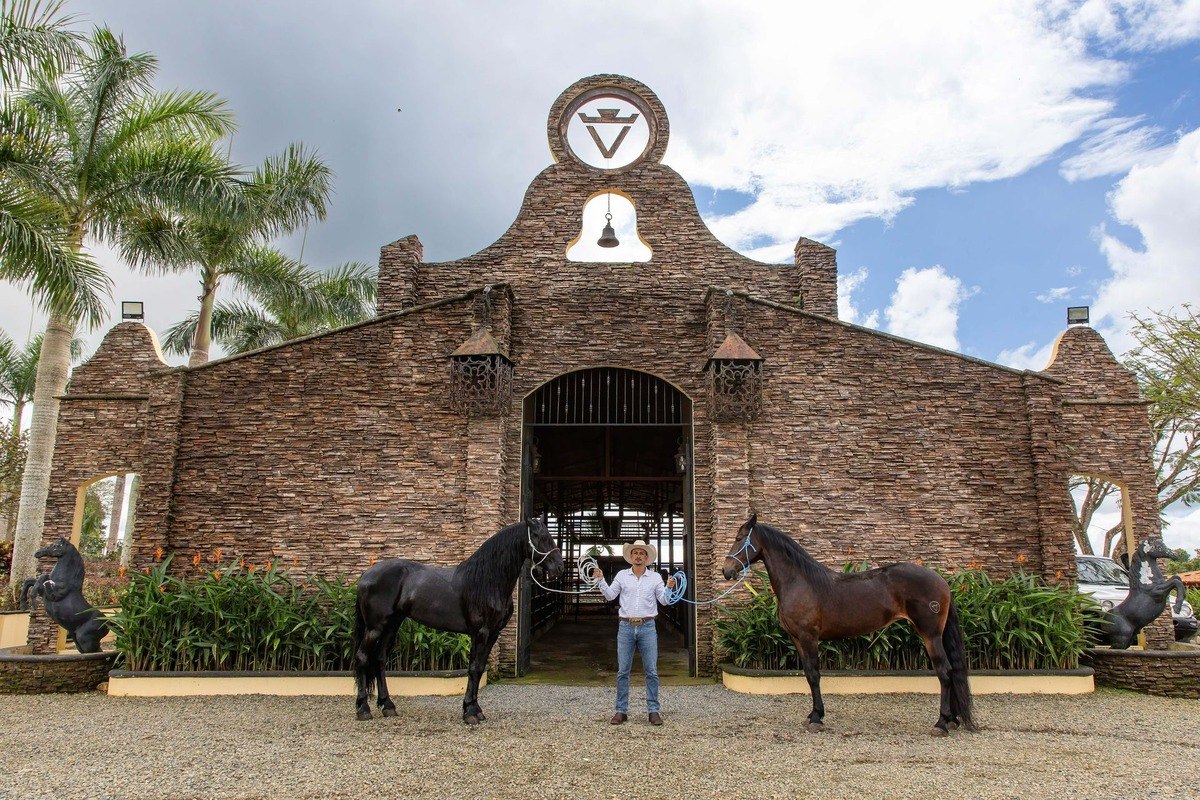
left=1069, top=474, right=1127, bottom=560
left=566, top=191, right=652, bottom=263
left=74, top=473, right=140, bottom=568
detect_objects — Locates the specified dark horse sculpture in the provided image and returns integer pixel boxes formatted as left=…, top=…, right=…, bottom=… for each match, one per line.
left=353, top=519, right=564, bottom=723
left=722, top=515, right=975, bottom=735
left=18, top=536, right=109, bottom=654
left=1101, top=537, right=1185, bottom=649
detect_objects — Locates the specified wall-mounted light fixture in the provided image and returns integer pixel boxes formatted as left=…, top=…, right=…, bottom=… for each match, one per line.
left=121, top=301, right=145, bottom=321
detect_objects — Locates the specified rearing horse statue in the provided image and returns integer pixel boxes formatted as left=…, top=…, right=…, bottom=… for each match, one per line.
left=18, top=536, right=109, bottom=654
left=1101, top=538, right=1185, bottom=650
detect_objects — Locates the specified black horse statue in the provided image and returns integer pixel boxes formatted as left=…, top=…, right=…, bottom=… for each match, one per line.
left=1100, top=537, right=1185, bottom=649
left=18, top=536, right=109, bottom=654
left=353, top=519, right=564, bottom=723
left=722, top=515, right=975, bottom=736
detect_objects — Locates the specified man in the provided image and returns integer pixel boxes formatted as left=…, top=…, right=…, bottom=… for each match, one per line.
left=592, top=539, right=676, bottom=726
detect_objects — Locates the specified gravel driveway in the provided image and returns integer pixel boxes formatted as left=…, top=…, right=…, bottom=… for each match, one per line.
left=1, top=684, right=1197, bottom=799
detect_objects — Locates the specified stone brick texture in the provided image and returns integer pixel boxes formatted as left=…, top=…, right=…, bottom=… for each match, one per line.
left=1087, top=648, right=1200, bottom=698
left=38, top=75, right=1164, bottom=671
left=0, top=647, right=116, bottom=693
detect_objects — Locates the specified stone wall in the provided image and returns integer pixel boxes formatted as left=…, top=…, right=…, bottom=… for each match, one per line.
left=0, top=646, right=116, bottom=693
left=1087, top=647, right=1200, bottom=698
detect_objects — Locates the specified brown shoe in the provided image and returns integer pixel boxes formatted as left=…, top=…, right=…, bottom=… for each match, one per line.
left=609, top=712, right=627, bottom=725
left=648, top=712, right=663, bottom=726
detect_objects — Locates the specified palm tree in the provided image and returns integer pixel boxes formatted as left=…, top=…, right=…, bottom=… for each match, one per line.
left=161, top=259, right=376, bottom=356
left=1, top=25, right=237, bottom=588
left=120, top=145, right=332, bottom=365
left=0, top=328, right=80, bottom=542
left=0, top=0, right=81, bottom=89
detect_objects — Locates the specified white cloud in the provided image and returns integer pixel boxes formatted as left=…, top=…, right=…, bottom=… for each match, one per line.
left=836, top=266, right=880, bottom=328
left=1059, top=116, right=1167, bottom=181
left=997, top=339, right=1059, bottom=371
left=1091, top=127, right=1200, bottom=351
left=1036, top=287, right=1075, bottom=303
left=884, top=266, right=974, bottom=351
left=1056, top=0, right=1200, bottom=51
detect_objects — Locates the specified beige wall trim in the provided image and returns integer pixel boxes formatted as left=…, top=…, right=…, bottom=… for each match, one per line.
left=0, top=612, right=30, bottom=649
left=721, top=667, right=1094, bottom=695
left=107, top=670, right=482, bottom=697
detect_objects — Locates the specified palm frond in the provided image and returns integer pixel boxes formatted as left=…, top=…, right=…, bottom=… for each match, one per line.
left=245, top=142, right=332, bottom=237
left=0, top=182, right=109, bottom=327
left=98, top=89, right=236, bottom=162
left=0, top=0, right=82, bottom=90
left=160, top=311, right=200, bottom=357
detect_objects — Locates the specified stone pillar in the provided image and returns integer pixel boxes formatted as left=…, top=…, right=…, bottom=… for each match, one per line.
left=462, top=416, right=514, bottom=671
left=705, top=421, right=751, bottom=674
left=794, top=237, right=838, bottom=318
left=377, top=235, right=423, bottom=315
left=1022, top=374, right=1074, bottom=583
left=128, top=374, right=184, bottom=567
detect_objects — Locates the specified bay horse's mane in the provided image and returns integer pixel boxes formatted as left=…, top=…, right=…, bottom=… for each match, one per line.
left=754, top=522, right=835, bottom=591
left=459, top=521, right=528, bottom=604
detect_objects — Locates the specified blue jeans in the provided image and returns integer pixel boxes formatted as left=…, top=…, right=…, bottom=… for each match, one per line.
left=615, top=619, right=659, bottom=713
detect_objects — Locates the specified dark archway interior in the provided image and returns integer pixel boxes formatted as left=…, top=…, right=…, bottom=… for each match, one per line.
left=521, top=368, right=693, bottom=680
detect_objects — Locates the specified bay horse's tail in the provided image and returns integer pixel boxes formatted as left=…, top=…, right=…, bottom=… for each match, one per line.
left=352, top=589, right=374, bottom=703
left=942, top=599, right=976, bottom=731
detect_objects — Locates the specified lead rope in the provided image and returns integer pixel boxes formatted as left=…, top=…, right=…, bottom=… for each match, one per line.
left=662, top=531, right=757, bottom=606
left=527, top=530, right=602, bottom=594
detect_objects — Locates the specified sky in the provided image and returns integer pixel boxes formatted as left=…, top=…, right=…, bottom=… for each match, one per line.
left=2, top=0, right=1199, bottom=553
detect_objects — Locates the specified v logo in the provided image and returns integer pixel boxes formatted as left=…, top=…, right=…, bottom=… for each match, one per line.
left=586, top=125, right=632, bottom=159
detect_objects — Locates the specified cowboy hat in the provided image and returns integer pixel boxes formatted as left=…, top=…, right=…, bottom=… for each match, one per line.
left=622, top=539, right=658, bottom=564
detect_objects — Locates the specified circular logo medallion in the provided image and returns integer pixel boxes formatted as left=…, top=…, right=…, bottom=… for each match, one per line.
left=563, top=88, right=654, bottom=170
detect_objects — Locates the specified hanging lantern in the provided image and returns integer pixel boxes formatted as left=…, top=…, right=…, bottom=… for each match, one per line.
left=448, top=327, right=513, bottom=416
left=705, top=331, right=764, bottom=422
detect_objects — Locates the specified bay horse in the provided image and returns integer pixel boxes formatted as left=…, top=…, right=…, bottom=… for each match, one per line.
left=722, top=515, right=975, bottom=736
left=352, top=519, right=564, bottom=723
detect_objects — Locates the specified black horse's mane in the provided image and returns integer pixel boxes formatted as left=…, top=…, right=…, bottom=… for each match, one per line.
left=754, top=523, right=835, bottom=590
left=457, top=521, right=528, bottom=604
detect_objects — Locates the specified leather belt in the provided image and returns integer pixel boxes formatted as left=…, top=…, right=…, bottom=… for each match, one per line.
left=622, top=617, right=652, bottom=626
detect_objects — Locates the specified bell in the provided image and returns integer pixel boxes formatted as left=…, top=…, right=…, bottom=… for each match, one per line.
left=597, top=213, right=620, bottom=248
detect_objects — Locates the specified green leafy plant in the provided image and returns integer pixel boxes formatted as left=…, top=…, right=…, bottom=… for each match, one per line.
left=715, top=568, right=1096, bottom=671
left=108, top=555, right=469, bottom=672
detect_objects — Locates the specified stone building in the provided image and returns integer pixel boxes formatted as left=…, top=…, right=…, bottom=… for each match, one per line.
left=31, top=75, right=1164, bottom=668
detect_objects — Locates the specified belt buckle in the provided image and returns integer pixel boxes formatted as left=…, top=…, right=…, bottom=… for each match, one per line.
left=628, top=617, right=644, bottom=626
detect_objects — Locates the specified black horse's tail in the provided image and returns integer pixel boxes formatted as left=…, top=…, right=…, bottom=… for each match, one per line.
left=943, top=599, right=976, bottom=731
left=352, top=589, right=374, bottom=702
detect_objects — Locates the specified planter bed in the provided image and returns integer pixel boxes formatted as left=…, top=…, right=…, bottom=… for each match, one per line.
left=107, top=668, right=483, bottom=697
left=1, top=645, right=118, bottom=694
left=1084, top=645, right=1200, bottom=698
left=720, top=664, right=1094, bottom=695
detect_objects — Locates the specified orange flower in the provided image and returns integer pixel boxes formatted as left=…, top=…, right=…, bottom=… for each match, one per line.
left=157, top=583, right=166, bottom=593
left=368, top=557, right=378, bottom=566
left=118, top=566, right=127, bottom=579
left=154, top=547, right=164, bottom=562
left=1015, top=553, right=1028, bottom=565
left=212, top=570, right=222, bottom=581
left=142, top=566, right=151, bottom=575
left=212, top=548, right=223, bottom=564
left=192, top=553, right=202, bottom=568
left=915, top=558, right=925, bottom=566
left=238, top=557, right=245, bottom=569
left=1055, top=569, right=1065, bottom=581
left=248, top=564, right=257, bottom=573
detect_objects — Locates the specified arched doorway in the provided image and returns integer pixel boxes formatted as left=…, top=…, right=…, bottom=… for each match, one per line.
left=516, top=367, right=695, bottom=677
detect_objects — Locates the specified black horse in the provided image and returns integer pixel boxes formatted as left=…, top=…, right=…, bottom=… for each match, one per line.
left=353, top=519, right=564, bottom=723
left=1101, top=538, right=1186, bottom=649
left=722, top=515, right=975, bottom=736
left=18, top=536, right=109, bottom=654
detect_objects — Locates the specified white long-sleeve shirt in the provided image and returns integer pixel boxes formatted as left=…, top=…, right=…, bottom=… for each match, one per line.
left=598, top=568, right=668, bottom=619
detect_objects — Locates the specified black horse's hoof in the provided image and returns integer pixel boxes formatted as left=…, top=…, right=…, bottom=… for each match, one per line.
left=475, top=711, right=486, bottom=721
left=463, top=714, right=480, bottom=725
left=946, top=720, right=960, bottom=731
left=356, top=709, right=373, bottom=721
left=930, top=726, right=948, bottom=737
left=381, top=706, right=398, bottom=718
left=805, top=722, right=824, bottom=733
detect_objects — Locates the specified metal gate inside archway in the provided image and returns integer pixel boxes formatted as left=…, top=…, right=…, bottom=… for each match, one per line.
left=517, top=367, right=695, bottom=678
